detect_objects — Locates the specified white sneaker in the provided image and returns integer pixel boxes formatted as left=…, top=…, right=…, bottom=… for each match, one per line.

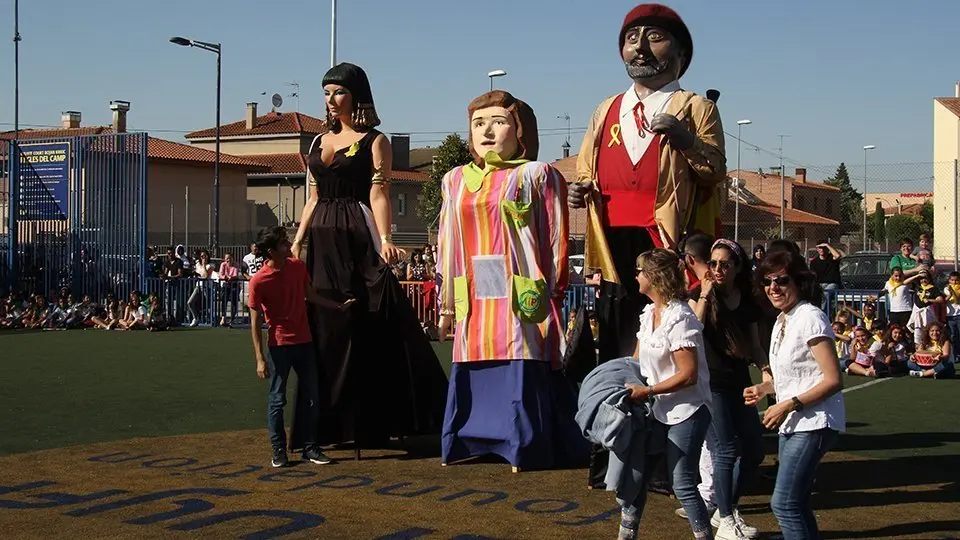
left=716, top=515, right=750, bottom=540
left=676, top=503, right=717, bottom=520
left=712, top=509, right=758, bottom=537
left=733, top=508, right=759, bottom=538
left=909, top=370, right=923, bottom=378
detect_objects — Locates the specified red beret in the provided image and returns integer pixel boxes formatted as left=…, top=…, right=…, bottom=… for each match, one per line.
left=619, top=3, right=693, bottom=78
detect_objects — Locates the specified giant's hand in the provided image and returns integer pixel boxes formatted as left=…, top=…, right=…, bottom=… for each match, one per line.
left=567, top=181, right=591, bottom=209
left=650, top=113, right=694, bottom=151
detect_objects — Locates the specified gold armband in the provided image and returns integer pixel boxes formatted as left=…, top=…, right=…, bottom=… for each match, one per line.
left=380, top=233, right=392, bottom=244
left=371, top=167, right=389, bottom=185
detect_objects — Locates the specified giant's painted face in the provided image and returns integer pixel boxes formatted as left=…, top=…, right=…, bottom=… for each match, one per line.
left=470, top=106, right=519, bottom=162
left=621, top=25, right=680, bottom=80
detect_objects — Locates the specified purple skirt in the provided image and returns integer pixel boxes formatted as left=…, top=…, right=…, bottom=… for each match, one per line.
left=441, top=359, right=589, bottom=470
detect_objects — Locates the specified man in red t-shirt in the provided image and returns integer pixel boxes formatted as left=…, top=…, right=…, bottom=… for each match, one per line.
left=249, top=226, right=353, bottom=468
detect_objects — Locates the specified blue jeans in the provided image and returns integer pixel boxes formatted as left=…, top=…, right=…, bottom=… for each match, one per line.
left=711, top=390, right=765, bottom=517
left=622, top=405, right=713, bottom=537
left=907, top=358, right=956, bottom=377
left=771, top=428, right=839, bottom=540
left=947, top=316, right=960, bottom=357
left=820, top=283, right=838, bottom=315
left=267, top=342, right=321, bottom=450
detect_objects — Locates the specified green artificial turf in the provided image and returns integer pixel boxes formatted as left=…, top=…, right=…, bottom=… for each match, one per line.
left=1, top=330, right=957, bottom=463
left=0, top=329, right=453, bottom=455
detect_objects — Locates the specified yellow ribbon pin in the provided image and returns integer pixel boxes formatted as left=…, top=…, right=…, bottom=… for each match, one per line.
left=607, top=124, right=622, bottom=147
left=344, top=141, right=360, bottom=157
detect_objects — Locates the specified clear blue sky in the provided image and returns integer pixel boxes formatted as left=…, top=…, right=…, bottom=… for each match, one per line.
left=2, top=0, right=957, bottom=190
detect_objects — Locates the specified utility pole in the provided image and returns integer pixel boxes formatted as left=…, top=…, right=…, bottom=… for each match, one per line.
left=778, top=135, right=787, bottom=239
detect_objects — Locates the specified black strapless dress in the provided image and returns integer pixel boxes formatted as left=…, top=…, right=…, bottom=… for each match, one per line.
left=289, top=130, right=448, bottom=451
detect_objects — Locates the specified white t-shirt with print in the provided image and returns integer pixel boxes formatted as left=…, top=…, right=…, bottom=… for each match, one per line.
left=769, top=301, right=846, bottom=435
left=635, top=300, right=712, bottom=426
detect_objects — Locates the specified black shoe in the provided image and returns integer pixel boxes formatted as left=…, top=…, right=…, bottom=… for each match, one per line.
left=303, top=446, right=332, bottom=465
left=271, top=447, right=288, bottom=468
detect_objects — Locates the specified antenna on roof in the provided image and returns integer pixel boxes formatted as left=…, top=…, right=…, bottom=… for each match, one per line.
left=286, top=81, right=301, bottom=112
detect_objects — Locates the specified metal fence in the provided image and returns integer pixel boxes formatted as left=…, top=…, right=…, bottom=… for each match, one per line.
left=1, top=134, right=148, bottom=299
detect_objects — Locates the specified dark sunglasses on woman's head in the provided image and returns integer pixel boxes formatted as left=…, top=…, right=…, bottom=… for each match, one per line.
left=708, top=260, right=732, bottom=270
left=635, top=267, right=645, bottom=275
left=762, top=275, right=792, bottom=287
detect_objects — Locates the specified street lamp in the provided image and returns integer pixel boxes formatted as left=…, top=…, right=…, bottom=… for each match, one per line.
left=170, top=36, right=222, bottom=248
left=862, top=145, right=876, bottom=249
left=734, top=119, right=752, bottom=242
left=488, top=70, right=507, bottom=91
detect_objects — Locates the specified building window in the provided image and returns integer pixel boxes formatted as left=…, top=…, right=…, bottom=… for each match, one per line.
left=825, top=199, right=833, bottom=216
left=796, top=194, right=805, bottom=210
left=397, top=193, right=406, bottom=216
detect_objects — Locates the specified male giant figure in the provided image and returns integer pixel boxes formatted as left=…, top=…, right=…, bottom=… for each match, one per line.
left=567, top=3, right=726, bottom=487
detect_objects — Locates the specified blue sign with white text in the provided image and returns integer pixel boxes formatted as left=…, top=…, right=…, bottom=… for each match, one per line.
left=18, top=142, right=71, bottom=220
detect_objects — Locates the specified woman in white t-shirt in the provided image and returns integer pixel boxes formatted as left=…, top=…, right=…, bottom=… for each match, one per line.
left=187, top=250, right=216, bottom=327
left=744, top=250, right=844, bottom=540
left=619, top=248, right=713, bottom=540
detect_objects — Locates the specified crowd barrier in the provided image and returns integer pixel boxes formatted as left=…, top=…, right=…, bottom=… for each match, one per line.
left=115, top=280, right=882, bottom=335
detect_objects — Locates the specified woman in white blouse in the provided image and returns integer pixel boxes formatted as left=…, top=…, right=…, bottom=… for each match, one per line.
left=622, top=248, right=713, bottom=540
left=187, top=250, right=215, bottom=327
left=744, top=250, right=844, bottom=540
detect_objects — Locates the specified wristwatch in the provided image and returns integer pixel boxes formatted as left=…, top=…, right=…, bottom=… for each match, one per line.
left=791, top=396, right=804, bottom=411
left=647, top=385, right=656, bottom=397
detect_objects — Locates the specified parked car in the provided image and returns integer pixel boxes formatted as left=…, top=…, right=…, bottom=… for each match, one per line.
left=838, top=250, right=948, bottom=290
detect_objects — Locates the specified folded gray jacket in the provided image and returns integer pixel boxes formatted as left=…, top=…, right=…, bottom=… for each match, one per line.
left=576, top=357, right=665, bottom=506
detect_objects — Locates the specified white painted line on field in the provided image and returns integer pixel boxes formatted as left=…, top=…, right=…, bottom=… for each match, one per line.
left=841, top=377, right=893, bottom=394
left=756, top=377, right=893, bottom=417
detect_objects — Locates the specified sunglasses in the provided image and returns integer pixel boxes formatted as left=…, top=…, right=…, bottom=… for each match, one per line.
left=708, top=260, right=732, bottom=270
left=635, top=267, right=645, bottom=275
left=761, top=275, right=792, bottom=287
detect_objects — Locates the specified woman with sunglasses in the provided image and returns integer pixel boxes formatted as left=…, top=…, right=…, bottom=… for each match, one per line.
left=744, top=250, right=845, bottom=540
left=622, top=248, right=713, bottom=539
left=692, top=239, right=767, bottom=539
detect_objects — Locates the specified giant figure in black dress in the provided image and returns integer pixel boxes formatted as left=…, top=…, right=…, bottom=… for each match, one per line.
left=289, top=63, right=447, bottom=457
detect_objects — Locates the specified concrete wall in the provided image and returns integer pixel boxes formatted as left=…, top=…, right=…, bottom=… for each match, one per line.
left=933, top=102, right=960, bottom=260
left=146, top=162, right=254, bottom=249
left=245, top=180, right=429, bottom=234
left=792, top=185, right=841, bottom=220
left=189, top=137, right=305, bottom=156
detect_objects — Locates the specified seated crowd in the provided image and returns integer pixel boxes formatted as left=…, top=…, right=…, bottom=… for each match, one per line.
left=1, top=288, right=169, bottom=332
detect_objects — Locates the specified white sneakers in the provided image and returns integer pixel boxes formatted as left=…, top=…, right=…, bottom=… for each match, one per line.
left=714, top=509, right=758, bottom=539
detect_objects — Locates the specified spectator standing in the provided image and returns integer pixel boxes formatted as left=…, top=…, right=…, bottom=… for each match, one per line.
left=187, top=250, right=216, bottom=327
left=888, top=238, right=924, bottom=277
left=218, top=253, right=240, bottom=327
left=809, top=242, right=843, bottom=314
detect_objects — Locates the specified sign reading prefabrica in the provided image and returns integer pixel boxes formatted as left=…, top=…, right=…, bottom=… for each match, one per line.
left=18, top=142, right=70, bottom=220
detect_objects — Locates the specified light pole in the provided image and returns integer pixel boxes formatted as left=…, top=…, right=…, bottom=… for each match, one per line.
left=862, top=145, right=876, bottom=249
left=170, top=36, right=222, bottom=248
left=330, top=0, right=337, bottom=67
left=734, top=119, right=752, bottom=241
left=13, top=0, right=21, bottom=137
left=488, top=69, right=506, bottom=91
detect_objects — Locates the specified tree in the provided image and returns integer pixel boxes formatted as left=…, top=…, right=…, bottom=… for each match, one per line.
left=920, top=201, right=934, bottom=233
left=823, top=163, right=863, bottom=233
left=869, top=201, right=885, bottom=242
left=885, top=214, right=924, bottom=244
left=416, top=133, right=473, bottom=230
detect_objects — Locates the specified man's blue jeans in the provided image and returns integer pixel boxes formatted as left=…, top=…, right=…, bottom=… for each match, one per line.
left=711, top=390, right=765, bottom=517
left=821, top=283, right=839, bottom=315
left=267, top=342, right=321, bottom=450
left=771, top=428, right=839, bottom=540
